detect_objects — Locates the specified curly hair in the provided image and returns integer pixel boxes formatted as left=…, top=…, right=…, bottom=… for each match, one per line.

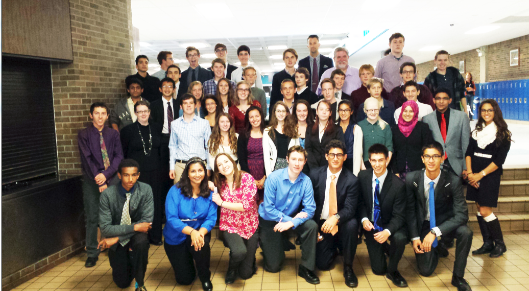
left=474, top=99, right=513, bottom=145
left=267, top=101, right=298, bottom=141
left=213, top=153, right=244, bottom=191
left=291, top=99, right=314, bottom=128
left=208, top=112, right=238, bottom=155
left=177, top=157, right=210, bottom=198
left=243, top=106, right=265, bottom=138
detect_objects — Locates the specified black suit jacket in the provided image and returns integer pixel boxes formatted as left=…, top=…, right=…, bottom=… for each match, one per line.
left=341, top=92, right=351, bottom=102
left=304, top=126, right=344, bottom=171
left=406, top=169, right=469, bottom=239
left=149, top=98, right=179, bottom=135
left=310, top=166, right=359, bottom=224
left=358, top=170, right=406, bottom=234
left=178, top=66, right=214, bottom=98
left=390, top=122, right=433, bottom=173
left=298, top=55, right=334, bottom=88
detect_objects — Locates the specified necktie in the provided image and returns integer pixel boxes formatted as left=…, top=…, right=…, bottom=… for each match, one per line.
left=373, top=178, right=383, bottom=232
left=312, top=58, right=318, bottom=92
left=167, top=102, right=174, bottom=134
left=328, top=174, right=338, bottom=235
left=335, top=92, right=339, bottom=99
left=120, top=192, right=132, bottom=246
left=191, top=69, right=197, bottom=82
left=441, top=114, right=447, bottom=159
left=429, top=181, right=438, bottom=248
left=99, top=131, right=110, bottom=170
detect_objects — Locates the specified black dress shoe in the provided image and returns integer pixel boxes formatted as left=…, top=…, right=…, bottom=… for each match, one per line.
left=201, top=280, right=213, bottom=291
left=225, top=268, right=237, bottom=284
left=451, top=276, right=471, bottom=291
left=295, top=236, right=301, bottom=245
left=490, top=242, right=507, bottom=258
left=149, top=240, right=163, bottom=246
left=472, top=241, right=494, bottom=255
left=343, top=265, right=358, bottom=288
left=386, top=271, right=408, bottom=288
left=85, top=257, right=98, bottom=268
left=298, top=265, right=320, bottom=284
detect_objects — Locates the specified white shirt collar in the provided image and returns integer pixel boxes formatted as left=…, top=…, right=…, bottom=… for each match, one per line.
left=372, top=169, right=388, bottom=186
left=327, top=168, right=342, bottom=180
left=424, top=171, right=441, bottom=188
left=297, top=86, right=307, bottom=94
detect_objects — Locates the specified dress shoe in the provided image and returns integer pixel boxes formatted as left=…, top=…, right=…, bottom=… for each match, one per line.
left=451, top=275, right=471, bottom=291
left=472, top=241, right=494, bottom=255
left=149, top=240, right=163, bottom=246
left=225, top=268, right=237, bottom=284
left=490, top=242, right=507, bottom=258
left=437, top=245, right=449, bottom=258
left=85, top=257, right=98, bottom=268
left=298, top=264, right=320, bottom=284
left=135, top=286, right=147, bottom=291
left=386, top=271, right=408, bottom=288
left=295, top=236, right=301, bottom=245
left=201, top=280, right=213, bottom=291
left=343, top=265, right=358, bottom=288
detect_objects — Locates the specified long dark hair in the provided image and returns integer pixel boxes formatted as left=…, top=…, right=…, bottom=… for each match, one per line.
left=474, top=99, right=512, bottom=145
left=311, top=100, right=336, bottom=135
left=215, top=78, right=235, bottom=108
left=178, top=157, right=210, bottom=198
left=213, top=153, right=243, bottom=191
left=208, top=112, right=238, bottom=155
left=291, top=99, right=314, bottom=128
left=202, top=94, right=222, bottom=118
left=244, top=106, right=265, bottom=138
left=336, top=99, right=355, bottom=124
left=267, top=101, right=298, bottom=141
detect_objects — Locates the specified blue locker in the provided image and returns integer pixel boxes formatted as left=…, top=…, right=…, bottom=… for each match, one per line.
left=514, top=81, right=520, bottom=120
left=524, top=81, right=529, bottom=121
left=506, top=82, right=512, bottom=119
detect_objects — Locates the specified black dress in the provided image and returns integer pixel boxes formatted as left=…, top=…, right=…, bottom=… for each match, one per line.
left=390, top=122, right=433, bottom=175
left=120, top=121, right=164, bottom=242
left=465, top=136, right=511, bottom=207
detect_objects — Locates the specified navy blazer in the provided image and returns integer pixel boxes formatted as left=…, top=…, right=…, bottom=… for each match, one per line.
left=149, top=98, right=179, bottom=135
left=298, top=55, right=334, bottom=87
left=178, top=66, right=214, bottom=98
left=310, top=166, right=359, bottom=224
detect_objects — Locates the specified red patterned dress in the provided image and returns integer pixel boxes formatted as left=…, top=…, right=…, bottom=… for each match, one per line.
left=218, top=173, right=259, bottom=239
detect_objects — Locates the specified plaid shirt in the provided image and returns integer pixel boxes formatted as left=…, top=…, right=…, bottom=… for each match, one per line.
left=203, top=79, right=236, bottom=96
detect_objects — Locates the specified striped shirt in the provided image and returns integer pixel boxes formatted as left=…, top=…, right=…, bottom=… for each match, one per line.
left=169, top=115, right=212, bottom=170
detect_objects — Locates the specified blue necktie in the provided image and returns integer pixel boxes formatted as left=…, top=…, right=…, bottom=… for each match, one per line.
left=373, top=178, right=383, bottom=232
left=429, top=181, right=438, bottom=248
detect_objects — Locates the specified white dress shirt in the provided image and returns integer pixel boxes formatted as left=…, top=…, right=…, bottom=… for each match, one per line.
left=361, top=169, right=391, bottom=235
left=321, top=168, right=342, bottom=220
left=161, top=97, right=174, bottom=134
left=231, top=65, right=263, bottom=89
left=411, top=171, right=442, bottom=241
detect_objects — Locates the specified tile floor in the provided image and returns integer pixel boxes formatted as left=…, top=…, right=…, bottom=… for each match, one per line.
left=11, top=231, right=529, bottom=291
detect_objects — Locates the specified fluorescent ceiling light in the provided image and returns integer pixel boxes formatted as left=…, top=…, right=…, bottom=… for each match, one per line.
left=195, top=3, right=233, bottom=18
left=201, top=54, right=216, bottom=58
left=268, top=45, right=288, bottom=50
left=269, top=55, right=283, bottom=59
left=139, top=42, right=151, bottom=47
left=319, top=39, right=341, bottom=45
left=465, top=26, right=500, bottom=34
left=274, top=63, right=285, bottom=67
left=419, top=45, right=442, bottom=52
left=319, top=48, right=334, bottom=53
left=180, top=42, right=210, bottom=49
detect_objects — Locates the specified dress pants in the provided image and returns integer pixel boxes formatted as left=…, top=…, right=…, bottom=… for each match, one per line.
left=259, top=216, right=318, bottom=273
left=108, top=233, right=150, bottom=288
left=222, top=231, right=259, bottom=279
left=164, top=234, right=212, bottom=285
left=415, top=221, right=472, bottom=277
left=160, top=134, right=173, bottom=205
left=138, top=169, right=163, bottom=242
left=316, top=218, right=359, bottom=270
left=364, top=227, right=408, bottom=275
left=82, top=175, right=118, bottom=258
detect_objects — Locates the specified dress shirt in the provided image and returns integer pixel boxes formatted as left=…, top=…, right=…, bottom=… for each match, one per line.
left=173, top=82, right=180, bottom=100
left=283, top=98, right=294, bottom=114
left=436, top=109, right=451, bottom=134
left=169, top=115, right=212, bottom=170
left=411, top=171, right=442, bottom=241
left=151, top=69, right=166, bottom=81
left=320, top=168, right=342, bottom=220
left=127, top=98, right=137, bottom=123
left=161, top=97, right=174, bottom=134
left=361, top=169, right=391, bottom=234
left=163, top=186, right=217, bottom=245
left=258, top=167, right=316, bottom=228
left=335, top=90, right=343, bottom=100
left=203, top=79, right=236, bottom=96
left=78, top=124, right=123, bottom=183
left=186, top=66, right=201, bottom=85
left=393, top=101, right=434, bottom=123
left=317, top=66, right=361, bottom=96
left=374, top=54, right=415, bottom=92
left=231, top=65, right=264, bottom=89
left=357, top=119, right=393, bottom=161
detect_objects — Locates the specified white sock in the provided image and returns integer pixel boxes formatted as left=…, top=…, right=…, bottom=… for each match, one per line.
left=483, top=213, right=497, bottom=222
left=477, top=212, right=482, bottom=217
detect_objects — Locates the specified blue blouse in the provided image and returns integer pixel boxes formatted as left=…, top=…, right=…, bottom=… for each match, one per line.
left=163, top=185, right=218, bottom=245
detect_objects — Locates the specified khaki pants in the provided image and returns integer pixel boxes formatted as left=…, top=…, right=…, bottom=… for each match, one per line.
left=173, top=161, right=186, bottom=184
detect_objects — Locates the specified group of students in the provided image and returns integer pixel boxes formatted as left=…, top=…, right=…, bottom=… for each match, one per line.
left=76, top=34, right=514, bottom=291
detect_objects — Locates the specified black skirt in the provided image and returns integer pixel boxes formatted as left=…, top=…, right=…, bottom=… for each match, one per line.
left=466, top=171, right=501, bottom=207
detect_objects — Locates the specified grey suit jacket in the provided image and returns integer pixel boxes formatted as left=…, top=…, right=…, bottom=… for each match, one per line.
left=251, top=87, right=267, bottom=118
left=422, top=109, right=470, bottom=176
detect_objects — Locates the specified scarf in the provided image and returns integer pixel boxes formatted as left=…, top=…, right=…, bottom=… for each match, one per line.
left=473, top=122, right=497, bottom=149
left=398, top=100, right=419, bottom=137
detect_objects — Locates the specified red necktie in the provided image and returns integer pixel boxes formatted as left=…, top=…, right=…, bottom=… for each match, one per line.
left=312, top=58, right=318, bottom=92
left=441, top=114, right=447, bottom=159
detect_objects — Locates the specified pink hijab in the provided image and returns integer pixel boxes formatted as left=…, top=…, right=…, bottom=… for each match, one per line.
left=398, top=100, right=419, bottom=137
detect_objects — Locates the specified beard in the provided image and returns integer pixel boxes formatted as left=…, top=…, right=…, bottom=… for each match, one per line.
left=336, top=62, right=348, bottom=70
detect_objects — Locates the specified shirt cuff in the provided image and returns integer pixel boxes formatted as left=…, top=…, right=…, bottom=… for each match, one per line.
left=432, top=227, right=442, bottom=237
left=384, top=229, right=391, bottom=236
left=361, top=217, right=369, bottom=223
left=412, top=237, right=420, bottom=241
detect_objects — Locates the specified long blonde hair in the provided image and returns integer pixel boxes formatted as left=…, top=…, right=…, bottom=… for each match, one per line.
left=234, top=81, right=255, bottom=106
left=364, top=97, right=387, bottom=130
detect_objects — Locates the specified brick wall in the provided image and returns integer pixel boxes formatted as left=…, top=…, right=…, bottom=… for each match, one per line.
left=51, top=0, right=135, bottom=175
left=416, top=35, right=528, bottom=83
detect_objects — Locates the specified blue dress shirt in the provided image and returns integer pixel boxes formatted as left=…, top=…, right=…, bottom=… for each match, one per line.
left=258, top=168, right=315, bottom=228
left=163, top=185, right=218, bottom=245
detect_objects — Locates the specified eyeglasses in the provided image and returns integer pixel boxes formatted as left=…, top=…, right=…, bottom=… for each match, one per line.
left=482, top=109, right=494, bottom=113
left=136, top=110, right=149, bottom=115
left=187, top=54, right=199, bottom=58
left=423, top=154, right=442, bottom=160
left=402, top=70, right=415, bottom=75
left=238, top=88, right=250, bottom=92
left=435, top=97, right=450, bottom=101
left=338, top=109, right=351, bottom=113
left=366, top=109, right=379, bottom=113
left=215, top=48, right=226, bottom=53
left=327, top=153, right=344, bottom=159
left=162, top=85, right=173, bottom=89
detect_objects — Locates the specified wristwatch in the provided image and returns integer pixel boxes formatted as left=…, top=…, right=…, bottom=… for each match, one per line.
left=482, top=171, right=487, bottom=177
left=334, top=214, right=341, bottom=221
left=430, top=229, right=436, bottom=236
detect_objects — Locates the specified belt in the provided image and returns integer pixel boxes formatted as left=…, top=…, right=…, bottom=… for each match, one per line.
left=175, top=159, right=206, bottom=164
left=474, top=152, right=492, bottom=158
left=162, top=133, right=171, bottom=137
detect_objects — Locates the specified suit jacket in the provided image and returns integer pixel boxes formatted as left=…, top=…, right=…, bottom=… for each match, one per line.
left=178, top=66, right=214, bottom=98
left=357, top=170, right=406, bottom=235
left=304, top=126, right=345, bottom=171
left=298, top=55, right=334, bottom=89
left=390, top=122, right=433, bottom=173
left=149, top=98, right=179, bottom=135
left=310, top=166, right=359, bottom=224
left=422, top=109, right=470, bottom=176
left=405, top=169, right=468, bottom=239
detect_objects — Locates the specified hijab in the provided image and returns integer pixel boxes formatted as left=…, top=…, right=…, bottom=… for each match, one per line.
left=398, top=100, right=419, bottom=137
